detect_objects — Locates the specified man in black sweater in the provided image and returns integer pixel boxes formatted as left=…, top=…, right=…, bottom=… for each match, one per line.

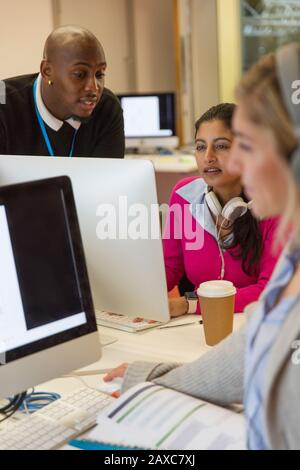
left=0, top=26, right=124, bottom=158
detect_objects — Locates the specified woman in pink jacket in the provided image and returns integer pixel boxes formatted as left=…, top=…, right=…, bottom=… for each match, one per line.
left=165, top=103, right=281, bottom=317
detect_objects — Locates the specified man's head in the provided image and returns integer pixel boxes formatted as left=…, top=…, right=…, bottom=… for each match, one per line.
left=40, top=26, right=107, bottom=121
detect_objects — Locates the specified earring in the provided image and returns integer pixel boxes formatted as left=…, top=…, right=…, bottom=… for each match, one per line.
left=48, top=80, right=53, bottom=86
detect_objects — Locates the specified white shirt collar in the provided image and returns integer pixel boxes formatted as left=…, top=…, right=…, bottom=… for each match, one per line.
left=176, top=178, right=234, bottom=248
left=35, top=74, right=81, bottom=132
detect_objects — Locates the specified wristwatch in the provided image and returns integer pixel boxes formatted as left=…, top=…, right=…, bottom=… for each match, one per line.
left=184, top=292, right=198, bottom=314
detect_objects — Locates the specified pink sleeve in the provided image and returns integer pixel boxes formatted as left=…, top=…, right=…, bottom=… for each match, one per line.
left=162, top=190, right=185, bottom=292
left=162, top=176, right=203, bottom=293
left=234, top=218, right=282, bottom=313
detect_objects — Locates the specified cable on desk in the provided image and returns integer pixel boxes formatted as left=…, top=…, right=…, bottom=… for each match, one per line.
left=18, top=390, right=61, bottom=414
left=0, top=392, right=27, bottom=423
left=0, top=389, right=61, bottom=422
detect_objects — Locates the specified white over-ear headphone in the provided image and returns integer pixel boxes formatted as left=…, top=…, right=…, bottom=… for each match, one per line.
left=205, top=186, right=250, bottom=223
left=205, top=186, right=251, bottom=279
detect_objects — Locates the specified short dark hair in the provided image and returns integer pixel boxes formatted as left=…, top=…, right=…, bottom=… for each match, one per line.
left=195, top=103, right=236, bottom=137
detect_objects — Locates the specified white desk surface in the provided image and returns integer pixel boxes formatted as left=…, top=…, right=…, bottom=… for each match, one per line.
left=10, top=315, right=245, bottom=450
left=125, top=154, right=198, bottom=173
left=40, top=314, right=246, bottom=396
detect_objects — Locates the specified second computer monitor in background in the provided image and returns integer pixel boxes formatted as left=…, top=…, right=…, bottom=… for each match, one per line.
left=117, top=92, right=179, bottom=150
left=0, top=156, right=170, bottom=323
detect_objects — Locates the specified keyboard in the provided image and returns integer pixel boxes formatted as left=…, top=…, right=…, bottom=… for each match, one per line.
left=0, top=387, right=113, bottom=450
left=96, top=310, right=162, bottom=332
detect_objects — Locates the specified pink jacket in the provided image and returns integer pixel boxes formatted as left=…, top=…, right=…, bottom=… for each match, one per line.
left=163, top=177, right=282, bottom=313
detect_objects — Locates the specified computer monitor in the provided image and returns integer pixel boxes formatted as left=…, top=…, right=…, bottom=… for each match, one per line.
left=117, top=92, right=179, bottom=150
left=0, top=156, right=170, bottom=324
left=0, top=176, right=101, bottom=398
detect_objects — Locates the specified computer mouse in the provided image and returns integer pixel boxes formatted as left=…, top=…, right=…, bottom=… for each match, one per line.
left=96, top=376, right=123, bottom=395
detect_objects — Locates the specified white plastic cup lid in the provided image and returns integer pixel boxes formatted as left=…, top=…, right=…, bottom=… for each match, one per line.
left=197, top=280, right=236, bottom=298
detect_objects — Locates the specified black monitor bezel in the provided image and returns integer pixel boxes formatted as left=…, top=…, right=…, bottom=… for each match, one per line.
left=0, top=176, right=97, bottom=365
left=117, top=91, right=176, bottom=138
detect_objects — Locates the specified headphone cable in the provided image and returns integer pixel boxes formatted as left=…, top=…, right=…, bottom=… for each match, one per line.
left=215, top=216, right=226, bottom=280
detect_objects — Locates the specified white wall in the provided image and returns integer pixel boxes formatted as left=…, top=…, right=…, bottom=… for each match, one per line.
left=132, top=0, right=176, bottom=93
left=55, top=0, right=176, bottom=94
left=54, top=0, right=133, bottom=93
left=192, top=0, right=220, bottom=121
left=0, top=0, right=53, bottom=79
left=0, top=0, right=177, bottom=93
left=175, top=0, right=220, bottom=144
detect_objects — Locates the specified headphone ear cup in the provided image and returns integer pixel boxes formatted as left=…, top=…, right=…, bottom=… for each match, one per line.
left=205, top=191, right=222, bottom=218
left=222, top=197, right=248, bottom=222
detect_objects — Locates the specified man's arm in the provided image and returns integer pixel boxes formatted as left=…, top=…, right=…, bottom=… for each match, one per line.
left=0, top=119, right=7, bottom=154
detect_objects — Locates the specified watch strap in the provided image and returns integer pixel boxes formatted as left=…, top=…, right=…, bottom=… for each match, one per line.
left=184, top=292, right=198, bottom=314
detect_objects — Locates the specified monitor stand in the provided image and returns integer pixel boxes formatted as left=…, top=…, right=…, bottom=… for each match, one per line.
left=100, top=334, right=118, bottom=347
left=125, top=136, right=179, bottom=153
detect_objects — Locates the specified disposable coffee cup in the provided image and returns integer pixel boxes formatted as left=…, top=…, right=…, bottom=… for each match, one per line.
left=197, top=281, right=236, bottom=346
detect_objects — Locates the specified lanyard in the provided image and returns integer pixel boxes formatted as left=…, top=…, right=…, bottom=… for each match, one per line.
left=33, top=79, right=78, bottom=157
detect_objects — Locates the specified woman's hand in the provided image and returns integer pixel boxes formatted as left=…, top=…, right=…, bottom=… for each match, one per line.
left=169, top=297, right=188, bottom=318
left=103, top=363, right=129, bottom=398
left=104, top=363, right=129, bottom=382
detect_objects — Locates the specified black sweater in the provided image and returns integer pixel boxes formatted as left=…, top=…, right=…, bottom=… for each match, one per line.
left=0, top=73, right=124, bottom=158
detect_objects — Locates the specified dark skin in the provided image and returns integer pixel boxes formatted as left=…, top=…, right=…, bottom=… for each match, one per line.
left=40, top=26, right=107, bottom=121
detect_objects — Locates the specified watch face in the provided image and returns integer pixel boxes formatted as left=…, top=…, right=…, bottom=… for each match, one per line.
left=185, top=292, right=198, bottom=300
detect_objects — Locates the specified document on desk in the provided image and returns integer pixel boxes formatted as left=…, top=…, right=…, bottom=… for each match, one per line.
left=83, top=382, right=246, bottom=450
left=158, top=314, right=202, bottom=329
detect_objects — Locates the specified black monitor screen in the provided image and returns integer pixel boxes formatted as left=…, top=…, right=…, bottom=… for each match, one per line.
left=0, top=176, right=96, bottom=364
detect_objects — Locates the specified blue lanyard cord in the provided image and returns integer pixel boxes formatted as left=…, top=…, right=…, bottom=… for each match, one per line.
left=33, top=79, right=78, bottom=157
left=69, top=128, right=78, bottom=157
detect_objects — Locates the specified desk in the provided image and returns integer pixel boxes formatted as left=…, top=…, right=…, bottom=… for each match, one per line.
left=125, top=154, right=198, bottom=174
left=39, top=314, right=246, bottom=396
left=0, top=316, right=245, bottom=449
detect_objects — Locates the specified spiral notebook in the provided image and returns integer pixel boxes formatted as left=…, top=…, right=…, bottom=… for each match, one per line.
left=71, top=382, right=246, bottom=450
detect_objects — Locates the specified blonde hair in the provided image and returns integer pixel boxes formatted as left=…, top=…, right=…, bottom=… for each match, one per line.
left=236, top=52, right=299, bottom=245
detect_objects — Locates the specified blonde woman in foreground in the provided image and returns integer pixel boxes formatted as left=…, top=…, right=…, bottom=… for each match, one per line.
left=105, top=43, right=300, bottom=450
